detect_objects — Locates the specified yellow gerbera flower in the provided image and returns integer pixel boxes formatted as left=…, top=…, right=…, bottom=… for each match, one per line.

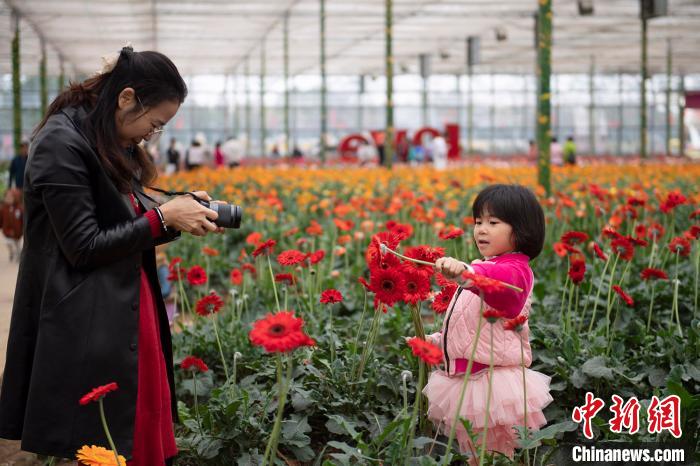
left=76, top=445, right=126, bottom=466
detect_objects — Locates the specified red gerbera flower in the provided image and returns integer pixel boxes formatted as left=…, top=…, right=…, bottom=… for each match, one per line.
left=461, top=271, right=506, bottom=293
left=602, top=227, right=623, bottom=241
left=320, top=289, right=343, bottom=304
left=612, top=285, right=634, bottom=307
left=592, top=242, right=608, bottom=261
left=640, top=268, right=668, bottom=281
left=659, top=191, right=687, bottom=213
left=647, top=223, right=665, bottom=241
left=249, top=311, right=316, bottom=353
left=503, top=314, right=528, bottom=332
left=668, top=236, right=691, bottom=257
left=568, top=254, right=586, bottom=285
left=369, top=267, right=406, bottom=308
left=401, top=265, right=432, bottom=304
left=482, top=309, right=507, bottom=323
left=167, top=265, right=185, bottom=282
left=634, top=224, right=647, bottom=238
left=181, top=355, right=209, bottom=373
left=187, top=265, right=207, bottom=286
left=252, top=239, right=276, bottom=257
left=230, top=268, right=243, bottom=285
left=690, top=209, right=700, bottom=220
left=406, top=337, right=443, bottom=365
left=242, top=263, right=257, bottom=275
left=561, top=231, right=589, bottom=246
left=79, top=382, right=118, bottom=406
left=611, top=237, right=634, bottom=261
left=438, top=226, right=464, bottom=240
left=358, top=276, right=371, bottom=291
left=169, top=257, right=182, bottom=270
left=435, top=273, right=456, bottom=287
left=432, top=283, right=457, bottom=314
left=275, top=273, right=297, bottom=285
left=277, top=249, right=307, bottom=266
left=627, top=235, right=649, bottom=247
left=195, top=291, right=224, bottom=316
left=390, top=222, right=414, bottom=241
left=308, top=249, right=326, bottom=265
left=553, top=241, right=569, bottom=257
left=365, top=231, right=400, bottom=268
left=402, top=245, right=445, bottom=275
left=686, top=225, right=700, bottom=240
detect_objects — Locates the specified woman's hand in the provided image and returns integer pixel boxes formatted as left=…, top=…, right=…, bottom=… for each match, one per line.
left=158, top=191, right=219, bottom=236
left=435, top=256, right=469, bottom=279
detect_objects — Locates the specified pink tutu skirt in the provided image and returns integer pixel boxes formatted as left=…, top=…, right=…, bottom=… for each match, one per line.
left=423, top=366, right=553, bottom=460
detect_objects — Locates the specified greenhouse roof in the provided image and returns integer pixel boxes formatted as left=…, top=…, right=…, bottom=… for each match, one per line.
left=1, top=0, right=700, bottom=77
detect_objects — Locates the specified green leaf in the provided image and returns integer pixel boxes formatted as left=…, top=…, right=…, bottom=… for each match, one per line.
left=326, top=414, right=361, bottom=439
left=647, top=367, right=668, bottom=387
left=582, top=356, right=614, bottom=380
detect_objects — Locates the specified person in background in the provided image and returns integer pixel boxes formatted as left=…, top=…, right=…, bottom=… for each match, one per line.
left=185, top=139, right=207, bottom=170
left=165, top=137, right=180, bottom=174
left=550, top=136, right=563, bottom=166
left=563, top=135, right=577, bottom=165
left=213, top=141, right=225, bottom=168
left=528, top=139, right=537, bottom=160
left=156, top=246, right=177, bottom=324
left=8, top=141, right=28, bottom=190
left=0, top=188, right=23, bottom=262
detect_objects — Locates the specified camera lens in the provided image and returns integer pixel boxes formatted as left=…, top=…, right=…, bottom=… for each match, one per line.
left=209, top=202, right=242, bottom=229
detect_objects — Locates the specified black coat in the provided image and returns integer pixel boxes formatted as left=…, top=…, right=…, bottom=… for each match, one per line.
left=0, top=106, right=180, bottom=459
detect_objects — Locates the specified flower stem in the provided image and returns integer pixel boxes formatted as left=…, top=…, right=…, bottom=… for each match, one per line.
left=349, top=289, right=368, bottom=381
left=328, top=305, right=336, bottom=367
left=262, top=355, right=292, bottom=466
left=584, top=253, right=611, bottom=334
left=694, top=246, right=699, bottom=319
left=192, top=372, right=202, bottom=434
left=98, top=398, right=123, bottom=466
left=604, top=253, right=620, bottom=340
left=212, top=316, right=230, bottom=380
left=646, top=284, right=656, bottom=333
left=520, top=333, right=530, bottom=466
left=477, top=325, right=496, bottom=466
left=266, top=255, right=281, bottom=312
left=442, top=296, right=485, bottom=465
left=671, top=252, right=683, bottom=338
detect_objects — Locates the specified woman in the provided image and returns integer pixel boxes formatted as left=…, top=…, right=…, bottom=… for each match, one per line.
left=0, top=46, right=219, bottom=465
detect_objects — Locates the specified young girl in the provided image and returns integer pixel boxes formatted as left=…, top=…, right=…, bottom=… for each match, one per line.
left=425, top=184, right=553, bottom=461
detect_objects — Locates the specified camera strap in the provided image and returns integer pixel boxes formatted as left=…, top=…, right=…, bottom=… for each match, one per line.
left=144, top=186, right=207, bottom=204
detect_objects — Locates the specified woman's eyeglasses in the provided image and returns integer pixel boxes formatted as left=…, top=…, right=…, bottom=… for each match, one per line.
left=136, top=95, right=165, bottom=136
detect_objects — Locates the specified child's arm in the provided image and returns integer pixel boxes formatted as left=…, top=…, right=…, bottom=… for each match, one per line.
left=467, top=260, right=531, bottom=318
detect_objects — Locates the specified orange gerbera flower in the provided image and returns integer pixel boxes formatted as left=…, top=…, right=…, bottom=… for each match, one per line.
left=76, top=445, right=126, bottom=466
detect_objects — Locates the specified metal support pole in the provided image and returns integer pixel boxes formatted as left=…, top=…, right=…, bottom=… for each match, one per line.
left=617, top=73, right=624, bottom=156
left=260, top=40, right=266, bottom=157
left=589, top=56, right=595, bottom=155
left=536, top=2, right=552, bottom=195
left=420, top=54, right=429, bottom=126
left=553, top=74, right=559, bottom=140
left=679, top=74, right=685, bottom=157
left=233, top=70, right=239, bottom=138
left=245, top=58, right=251, bottom=155
left=522, top=74, right=528, bottom=147
left=283, top=13, right=291, bottom=155
left=58, top=56, right=65, bottom=91
left=456, top=74, right=463, bottom=143
left=357, top=75, right=364, bottom=132
left=650, top=73, right=656, bottom=155
left=39, top=38, right=47, bottom=116
left=467, top=64, right=474, bottom=154
left=640, top=14, right=648, bottom=158
left=384, top=0, right=394, bottom=168
left=319, top=0, right=327, bottom=162
left=11, top=11, right=22, bottom=156
left=665, top=39, right=672, bottom=157
left=490, top=72, right=495, bottom=154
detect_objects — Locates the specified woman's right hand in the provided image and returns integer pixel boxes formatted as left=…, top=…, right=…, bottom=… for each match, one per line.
left=158, top=191, right=219, bottom=236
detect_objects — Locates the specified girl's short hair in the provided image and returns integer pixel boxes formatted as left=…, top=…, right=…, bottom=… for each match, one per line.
left=472, top=184, right=545, bottom=259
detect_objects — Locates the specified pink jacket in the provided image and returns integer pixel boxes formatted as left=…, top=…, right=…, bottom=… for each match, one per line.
left=428, top=253, right=534, bottom=376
